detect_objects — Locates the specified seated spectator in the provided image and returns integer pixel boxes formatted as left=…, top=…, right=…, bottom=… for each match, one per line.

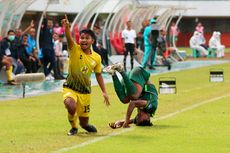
left=18, top=34, right=39, bottom=73
left=189, top=31, right=208, bottom=57
left=157, top=29, right=184, bottom=62
left=0, top=51, right=16, bottom=85
left=0, top=30, right=25, bottom=74
left=209, top=31, right=225, bottom=58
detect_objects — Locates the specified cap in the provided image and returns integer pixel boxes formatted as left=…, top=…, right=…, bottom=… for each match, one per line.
left=150, top=19, right=156, bottom=24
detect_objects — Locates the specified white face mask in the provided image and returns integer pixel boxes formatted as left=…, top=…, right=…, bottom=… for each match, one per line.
left=8, top=35, right=15, bottom=41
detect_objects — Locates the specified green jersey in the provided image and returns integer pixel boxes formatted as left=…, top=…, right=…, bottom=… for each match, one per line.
left=128, top=66, right=150, bottom=88
left=141, top=84, right=158, bottom=116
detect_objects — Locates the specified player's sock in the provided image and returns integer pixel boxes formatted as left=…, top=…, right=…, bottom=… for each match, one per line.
left=120, top=71, right=136, bottom=96
left=6, top=66, right=13, bottom=81
left=82, top=124, right=97, bottom=133
left=68, top=113, right=78, bottom=129
left=112, top=73, right=126, bottom=102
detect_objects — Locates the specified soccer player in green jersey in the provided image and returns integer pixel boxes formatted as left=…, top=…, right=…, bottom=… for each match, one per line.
left=104, top=64, right=158, bottom=128
left=62, top=15, right=110, bottom=136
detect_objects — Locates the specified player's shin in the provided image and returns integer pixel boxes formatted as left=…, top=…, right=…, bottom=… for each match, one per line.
left=112, top=74, right=126, bottom=102
left=68, top=113, right=78, bottom=128
left=120, top=71, right=136, bottom=96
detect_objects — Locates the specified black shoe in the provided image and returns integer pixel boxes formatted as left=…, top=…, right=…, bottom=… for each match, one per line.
left=67, top=128, right=78, bottom=136
left=7, top=80, right=17, bottom=85
left=54, top=75, right=65, bottom=80
left=83, top=124, right=97, bottom=133
left=148, top=66, right=156, bottom=70
left=168, top=64, right=171, bottom=71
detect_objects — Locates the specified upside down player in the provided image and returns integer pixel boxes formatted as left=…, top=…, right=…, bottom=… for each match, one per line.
left=104, top=64, right=158, bottom=128
left=61, top=15, right=110, bottom=136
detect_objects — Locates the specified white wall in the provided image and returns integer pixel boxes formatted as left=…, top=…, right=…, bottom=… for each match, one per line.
left=27, top=0, right=230, bottom=17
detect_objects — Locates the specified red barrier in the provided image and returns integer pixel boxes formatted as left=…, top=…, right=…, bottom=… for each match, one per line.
left=109, top=32, right=124, bottom=55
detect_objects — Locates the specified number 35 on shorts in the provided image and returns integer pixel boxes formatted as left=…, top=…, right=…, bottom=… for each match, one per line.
left=84, top=105, right=90, bottom=113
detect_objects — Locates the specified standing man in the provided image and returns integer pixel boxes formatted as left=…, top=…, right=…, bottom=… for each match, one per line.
left=141, top=19, right=155, bottom=69
left=150, top=19, right=160, bottom=69
left=122, top=20, right=137, bottom=71
left=39, top=14, right=62, bottom=80
left=61, top=15, right=110, bottom=136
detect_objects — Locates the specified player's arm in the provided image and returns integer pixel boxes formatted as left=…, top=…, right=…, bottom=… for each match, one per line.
left=22, top=20, right=34, bottom=34
left=123, top=99, right=147, bottom=128
left=62, top=14, right=74, bottom=49
left=109, top=119, right=134, bottom=129
left=95, top=73, right=110, bottom=106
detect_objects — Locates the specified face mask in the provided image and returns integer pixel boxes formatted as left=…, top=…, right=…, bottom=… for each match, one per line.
left=8, top=35, right=15, bottom=41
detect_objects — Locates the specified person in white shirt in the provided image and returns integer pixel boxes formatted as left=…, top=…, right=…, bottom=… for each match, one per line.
left=189, top=31, right=208, bottom=57
left=122, top=21, right=136, bottom=71
left=209, top=31, right=225, bottom=58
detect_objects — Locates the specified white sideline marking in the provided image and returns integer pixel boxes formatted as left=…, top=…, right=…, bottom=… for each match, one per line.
left=53, top=93, right=230, bottom=153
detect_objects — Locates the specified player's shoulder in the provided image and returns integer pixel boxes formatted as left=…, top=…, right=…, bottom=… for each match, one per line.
left=92, top=50, right=101, bottom=59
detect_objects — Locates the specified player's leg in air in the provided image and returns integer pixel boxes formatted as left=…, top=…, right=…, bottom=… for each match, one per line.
left=104, top=64, right=150, bottom=103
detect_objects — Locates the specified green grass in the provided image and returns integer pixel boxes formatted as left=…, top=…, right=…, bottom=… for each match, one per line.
left=0, top=62, right=230, bottom=153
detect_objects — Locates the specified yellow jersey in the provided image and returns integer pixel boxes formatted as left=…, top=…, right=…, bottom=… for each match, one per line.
left=63, top=43, right=101, bottom=93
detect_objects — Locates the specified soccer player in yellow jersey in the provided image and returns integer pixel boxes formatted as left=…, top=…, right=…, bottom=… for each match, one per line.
left=62, top=15, right=110, bottom=136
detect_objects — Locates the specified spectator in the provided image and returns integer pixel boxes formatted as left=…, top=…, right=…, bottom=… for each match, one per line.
left=209, top=31, right=225, bottom=58
left=39, top=14, right=63, bottom=80
left=18, top=34, right=38, bottom=73
left=136, top=20, right=148, bottom=52
left=0, top=48, right=16, bottom=85
left=141, top=19, right=155, bottom=69
left=189, top=31, right=208, bottom=57
left=122, top=20, right=137, bottom=71
left=150, top=18, right=160, bottom=68
left=195, top=22, right=204, bottom=34
left=169, top=22, right=180, bottom=47
left=97, top=40, right=109, bottom=66
left=0, top=30, right=25, bottom=74
left=54, top=34, right=65, bottom=77
left=53, top=22, right=64, bottom=35
left=157, top=28, right=183, bottom=62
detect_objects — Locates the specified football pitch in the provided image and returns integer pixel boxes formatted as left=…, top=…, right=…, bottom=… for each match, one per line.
left=0, top=62, right=230, bottom=153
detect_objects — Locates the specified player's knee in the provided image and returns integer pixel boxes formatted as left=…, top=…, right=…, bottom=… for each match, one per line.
left=121, top=97, right=130, bottom=104
left=64, top=98, right=76, bottom=115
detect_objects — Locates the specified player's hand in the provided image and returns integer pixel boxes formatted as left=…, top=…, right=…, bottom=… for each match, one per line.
left=30, top=20, right=34, bottom=28
left=122, top=121, right=130, bottom=128
left=102, top=92, right=110, bottom=106
left=61, top=14, right=70, bottom=28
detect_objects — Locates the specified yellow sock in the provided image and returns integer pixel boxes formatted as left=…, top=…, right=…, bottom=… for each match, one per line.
left=68, top=113, right=78, bottom=128
left=6, top=66, right=13, bottom=81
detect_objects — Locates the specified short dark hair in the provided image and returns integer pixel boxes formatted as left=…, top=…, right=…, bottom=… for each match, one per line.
left=80, top=29, right=96, bottom=40
left=136, top=120, right=153, bottom=126
left=134, top=117, right=153, bottom=126
left=7, top=29, right=15, bottom=35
